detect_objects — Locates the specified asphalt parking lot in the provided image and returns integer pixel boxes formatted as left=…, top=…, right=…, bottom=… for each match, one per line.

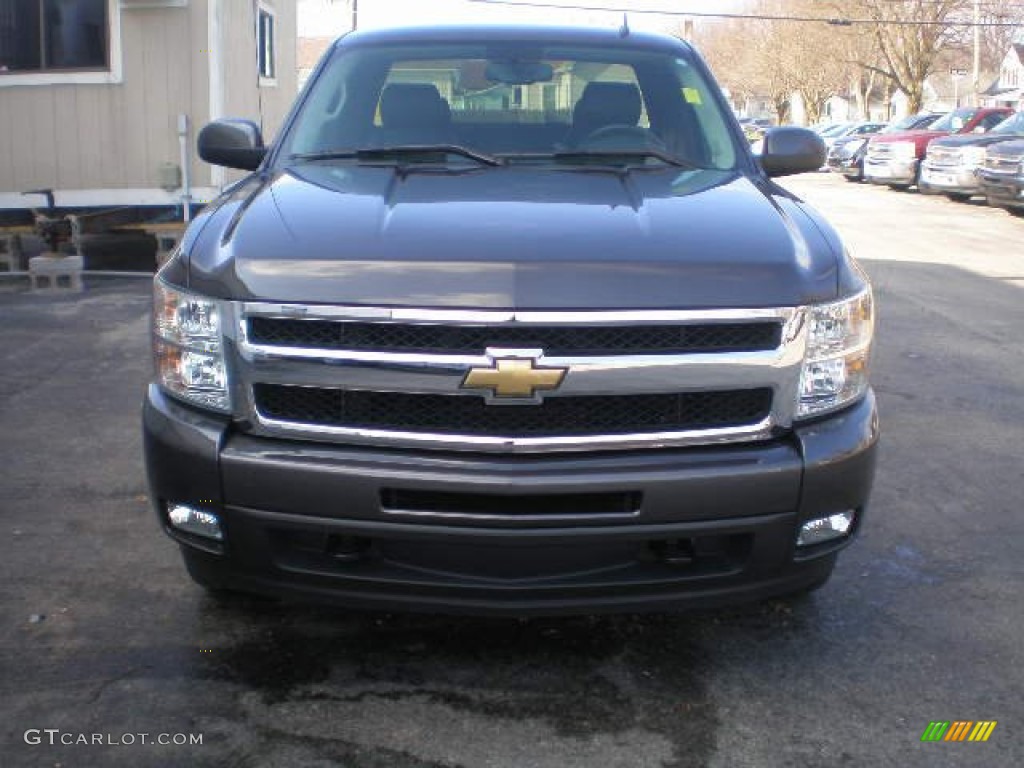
left=1, top=173, right=1022, bottom=767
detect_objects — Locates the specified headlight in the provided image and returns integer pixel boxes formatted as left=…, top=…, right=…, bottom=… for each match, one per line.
left=153, top=280, right=230, bottom=412
left=890, top=141, right=917, bottom=160
left=961, top=146, right=987, bottom=166
left=797, top=287, right=874, bottom=419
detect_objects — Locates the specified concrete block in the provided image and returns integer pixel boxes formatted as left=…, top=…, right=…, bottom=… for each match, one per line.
left=29, top=253, right=84, bottom=292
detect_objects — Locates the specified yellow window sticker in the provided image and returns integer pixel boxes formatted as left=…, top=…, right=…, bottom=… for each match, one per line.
left=683, top=87, right=702, bottom=105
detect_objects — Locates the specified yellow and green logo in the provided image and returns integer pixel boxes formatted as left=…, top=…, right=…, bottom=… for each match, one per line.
left=921, top=721, right=997, bottom=742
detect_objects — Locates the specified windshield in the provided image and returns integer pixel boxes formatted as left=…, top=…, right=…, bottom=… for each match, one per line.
left=885, top=114, right=935, bottom=133
left=991, top=111, right=1024, bottom=135
left=279, top=41, right=738, bottom=170
left=819, top=123, right=852, bottom=138
left=928, top=108, right=978, bottom=133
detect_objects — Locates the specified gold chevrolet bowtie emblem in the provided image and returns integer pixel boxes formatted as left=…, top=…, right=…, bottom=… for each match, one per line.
left=462, top=357, right=567, bottom=400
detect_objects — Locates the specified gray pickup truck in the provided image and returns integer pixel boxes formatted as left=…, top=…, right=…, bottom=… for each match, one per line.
left=143, top=25, right=877, bottom=615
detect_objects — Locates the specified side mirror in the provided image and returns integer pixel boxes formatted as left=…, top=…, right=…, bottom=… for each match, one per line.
left=197, top=119, right=267, bottom=171
left=759, top=127, right=826, bottom=177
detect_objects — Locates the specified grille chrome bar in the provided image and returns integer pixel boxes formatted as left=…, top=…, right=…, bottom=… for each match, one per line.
left=246, top=316, right=782, bottom=355
left=252, top=385, right=774, bottom=436
left=983, top=152, right=1023, bottom=174
left=230, top=303, right=806, bottom=453
left=924, top=147, right=962, bottom=168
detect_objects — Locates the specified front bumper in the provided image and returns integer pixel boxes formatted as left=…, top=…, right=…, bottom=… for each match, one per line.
left=828, top=153, right=864, bottom=178
left=143, top=385, right=879, bottom=615
left=865, top=157, right=918, bottom=186
left=918, top=164, right=981, bottom=195
left=980, top=174, right=1024, bottom=209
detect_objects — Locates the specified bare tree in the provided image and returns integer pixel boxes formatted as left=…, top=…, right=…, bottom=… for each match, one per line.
left=692, top=19, right=763, bottom=114
left=830, top=15, right=885, bottom=119
left=694, top=0, right=1006, bottom=122
left=852, top=0, right=972, bottom=113
left=785, top=5, right=849, bottom=124
left=691, top=4, right=805, bottom=123
left=944, top=0, right=1024, bottom=88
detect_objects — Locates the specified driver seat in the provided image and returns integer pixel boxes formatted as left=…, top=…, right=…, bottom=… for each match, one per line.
left=564, top=82, right=643, bottom=148
left=377, top=83, right=456, bottom=146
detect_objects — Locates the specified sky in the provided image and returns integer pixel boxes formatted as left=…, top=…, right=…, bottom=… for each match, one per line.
left=297, top=0, right=736, bottom=38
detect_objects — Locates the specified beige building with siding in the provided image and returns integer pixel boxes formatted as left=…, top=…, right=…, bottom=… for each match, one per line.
left=0, top=0, right=297, bottom=212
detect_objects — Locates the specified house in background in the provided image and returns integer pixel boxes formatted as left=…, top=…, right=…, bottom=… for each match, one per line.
left=298, top=34, right=334, bottom=91
left=0, top=0, right=297, bottom=216
left=982, top=43, right=1023, bottom=109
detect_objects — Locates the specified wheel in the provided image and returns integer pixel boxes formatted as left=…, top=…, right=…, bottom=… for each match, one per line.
left=844, top=174, right=861, bottom=183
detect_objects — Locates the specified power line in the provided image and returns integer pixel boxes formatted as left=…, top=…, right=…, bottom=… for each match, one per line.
left=466, top=0, right=1024, bottom=26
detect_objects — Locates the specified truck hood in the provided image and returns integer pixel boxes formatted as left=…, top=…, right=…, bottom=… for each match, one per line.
left=986, top=138, right=1024, bottom=157
left=187, top=164, right=839, bottom=309
left=928, top=133, right=1024, bottom=149
left=870, top=129, right=951, bottom=144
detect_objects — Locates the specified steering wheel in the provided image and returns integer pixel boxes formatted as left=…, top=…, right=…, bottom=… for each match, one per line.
left=577, top=124, right=668, bottom=151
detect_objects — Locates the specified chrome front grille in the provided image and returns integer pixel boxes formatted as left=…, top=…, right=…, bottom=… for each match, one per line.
left=230, top=304, right=807, bottom=453
left=252, top=384, right=774, bottom=437
left=866, top=143, right=892, bottom=161
left=984, top=151, right=1023, bottom=174
left=247, top=317, right=782, bottom=355
left=925, top=146, right=961, bottom=168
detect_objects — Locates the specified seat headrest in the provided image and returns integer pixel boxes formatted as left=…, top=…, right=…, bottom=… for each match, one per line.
left=575, top=82, right=643, bottom=127
left=380, top=84, right=451, bottom=127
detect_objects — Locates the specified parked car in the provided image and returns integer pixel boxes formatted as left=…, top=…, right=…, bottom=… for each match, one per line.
left=811, top=121, right=846, bottom=135
left=978, top=138, right=1024, bottom=215
left=919, top=111, right=1024, bottom=201
left=144, top=25, right=878, bottom=614
left=822, top=121, right=887, bottom=153
left=738, top=117, right=774, bottom=143
left=863, top=107, right=1013, bottom=190
left=828, top=113, right=940, bottom=182
left=821, top=122, right=887, bottom=172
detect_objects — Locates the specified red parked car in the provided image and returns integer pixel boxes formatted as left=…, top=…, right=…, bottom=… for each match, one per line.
left=862, top=107, right=1013, bottom=189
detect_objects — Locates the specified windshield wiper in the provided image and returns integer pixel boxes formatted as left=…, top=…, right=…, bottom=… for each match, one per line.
left=291, top=145, right=504, bottom=167
left=549, top=148, right=696, bottom=169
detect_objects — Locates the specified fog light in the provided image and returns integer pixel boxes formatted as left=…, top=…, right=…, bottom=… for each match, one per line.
left=797, top=511, right=855, bottom=547
left=167, top=503, right=223, bottom=541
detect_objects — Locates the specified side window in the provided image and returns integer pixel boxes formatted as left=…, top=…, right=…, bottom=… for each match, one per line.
left=258, top=5, right=277, bottom=83
left=672, top=58, right=735, bottom=168
left=0, top=0, right=108, bottom=72
left=980, top=112, right=1007, bottom=131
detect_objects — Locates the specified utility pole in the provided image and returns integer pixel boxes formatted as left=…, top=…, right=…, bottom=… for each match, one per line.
left=352, top=0, right=359, bottom=31
left=972, top=0, right=980, bottom=105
